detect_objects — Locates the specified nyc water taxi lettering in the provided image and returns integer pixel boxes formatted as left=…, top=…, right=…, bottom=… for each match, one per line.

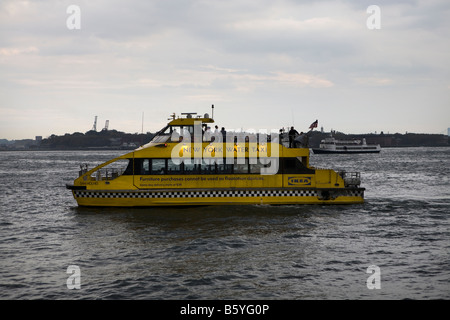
left=288, top=177, right=312, bottom=186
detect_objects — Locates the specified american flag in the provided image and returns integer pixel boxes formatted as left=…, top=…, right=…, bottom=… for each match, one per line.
left=309, top=120, right=318, bottom=130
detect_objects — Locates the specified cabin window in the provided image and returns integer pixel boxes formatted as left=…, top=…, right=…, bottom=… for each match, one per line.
left=167, top=159, right=182, bottom=174
left=182, top=126, right=195, bottom=136
left=151, top=159, right=166, bottom=175
left=167, top=126, right=197, bottom=142
left=181, top=158, right=232, bottom=174
left=183, top=159, right=201, bottom=174
left=169, top=127, right=186, bottom=142
left=200, top=159, right=216, bottom=174
left=141, top=159, right=151, bottom=175
left=169, top=128, right=180, bottom=142
left=233, top=158, right=249, bottom=174
left=249, top=158, right=265, bottom=174
left=132, top=157, right=287, bottom=175
left=217, top=162, right=233, bottom=174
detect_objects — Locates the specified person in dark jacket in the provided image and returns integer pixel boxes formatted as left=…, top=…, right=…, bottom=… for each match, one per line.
left=288, top=126, right=299, bottom=148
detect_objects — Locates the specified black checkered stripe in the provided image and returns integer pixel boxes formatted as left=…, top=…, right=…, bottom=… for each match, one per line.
left=347, top=190, right=364, bottom=197
left=74, top=189, right=319, bottom=199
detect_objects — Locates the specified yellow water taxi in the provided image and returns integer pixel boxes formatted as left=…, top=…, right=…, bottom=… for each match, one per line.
left=66, top=112, right=365, bottom=206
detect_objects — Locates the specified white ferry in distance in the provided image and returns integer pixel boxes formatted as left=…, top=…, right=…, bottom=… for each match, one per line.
left=312, top=136, right=381, bottom=154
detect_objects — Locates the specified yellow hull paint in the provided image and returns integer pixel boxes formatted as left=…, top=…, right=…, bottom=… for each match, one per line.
left=71, top=188, right=364, bottom=207
left=73, top=196, right=364, bottom=207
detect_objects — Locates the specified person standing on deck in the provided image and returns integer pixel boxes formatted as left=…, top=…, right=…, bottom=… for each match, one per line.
left=288, top=126, right=299, bottom=148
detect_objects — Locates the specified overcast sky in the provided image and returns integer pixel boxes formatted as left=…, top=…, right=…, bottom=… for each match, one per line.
left=1, top=0, right=449, bottom=140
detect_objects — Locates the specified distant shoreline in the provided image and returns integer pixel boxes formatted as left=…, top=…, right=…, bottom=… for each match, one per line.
left=1, top=145, right=449, bottom=153
left=1, top=130, right=448, bottom=151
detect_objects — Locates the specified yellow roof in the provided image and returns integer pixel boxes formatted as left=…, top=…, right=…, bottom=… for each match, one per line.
left=168, top=116, right=214, bottom=126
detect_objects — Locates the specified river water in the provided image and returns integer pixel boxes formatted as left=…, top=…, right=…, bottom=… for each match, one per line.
left=0, top=147, right=449, bottom=300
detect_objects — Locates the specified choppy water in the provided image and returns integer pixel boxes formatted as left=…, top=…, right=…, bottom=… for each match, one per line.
left=0, top=148, right=449, bottom=300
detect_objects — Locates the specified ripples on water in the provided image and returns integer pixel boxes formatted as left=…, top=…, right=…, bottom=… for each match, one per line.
left=0, top=148, right=449, bottom=300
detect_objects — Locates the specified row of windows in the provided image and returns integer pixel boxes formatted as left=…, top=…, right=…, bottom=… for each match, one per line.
left=123, top=157, right=314, bottom=175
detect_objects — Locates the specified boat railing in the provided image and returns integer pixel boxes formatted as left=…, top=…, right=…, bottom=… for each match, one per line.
left=338, top=171, right=361, bottom=187
left=79, top=164, right=89, bottom=177
left=88, top=168, right=124, bottom=181
left=78, top=163, right=126, bottom=181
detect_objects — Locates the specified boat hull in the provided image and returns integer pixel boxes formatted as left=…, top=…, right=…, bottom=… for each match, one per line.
left=70, top=187, right=365, bottom=207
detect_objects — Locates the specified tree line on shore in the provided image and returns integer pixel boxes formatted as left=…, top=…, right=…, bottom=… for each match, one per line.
left=1, top=129, right=448, bottom=150
left=40, top=130, right=155, bottom=149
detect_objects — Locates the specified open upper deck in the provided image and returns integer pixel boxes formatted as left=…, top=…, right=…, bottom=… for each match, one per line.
left=136, top=112, right=309, bottom=161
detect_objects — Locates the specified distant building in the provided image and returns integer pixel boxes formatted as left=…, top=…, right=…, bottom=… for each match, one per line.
left=448, top=128, right=450, bottom=136
left=35, top=136, right=43, bottom=146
